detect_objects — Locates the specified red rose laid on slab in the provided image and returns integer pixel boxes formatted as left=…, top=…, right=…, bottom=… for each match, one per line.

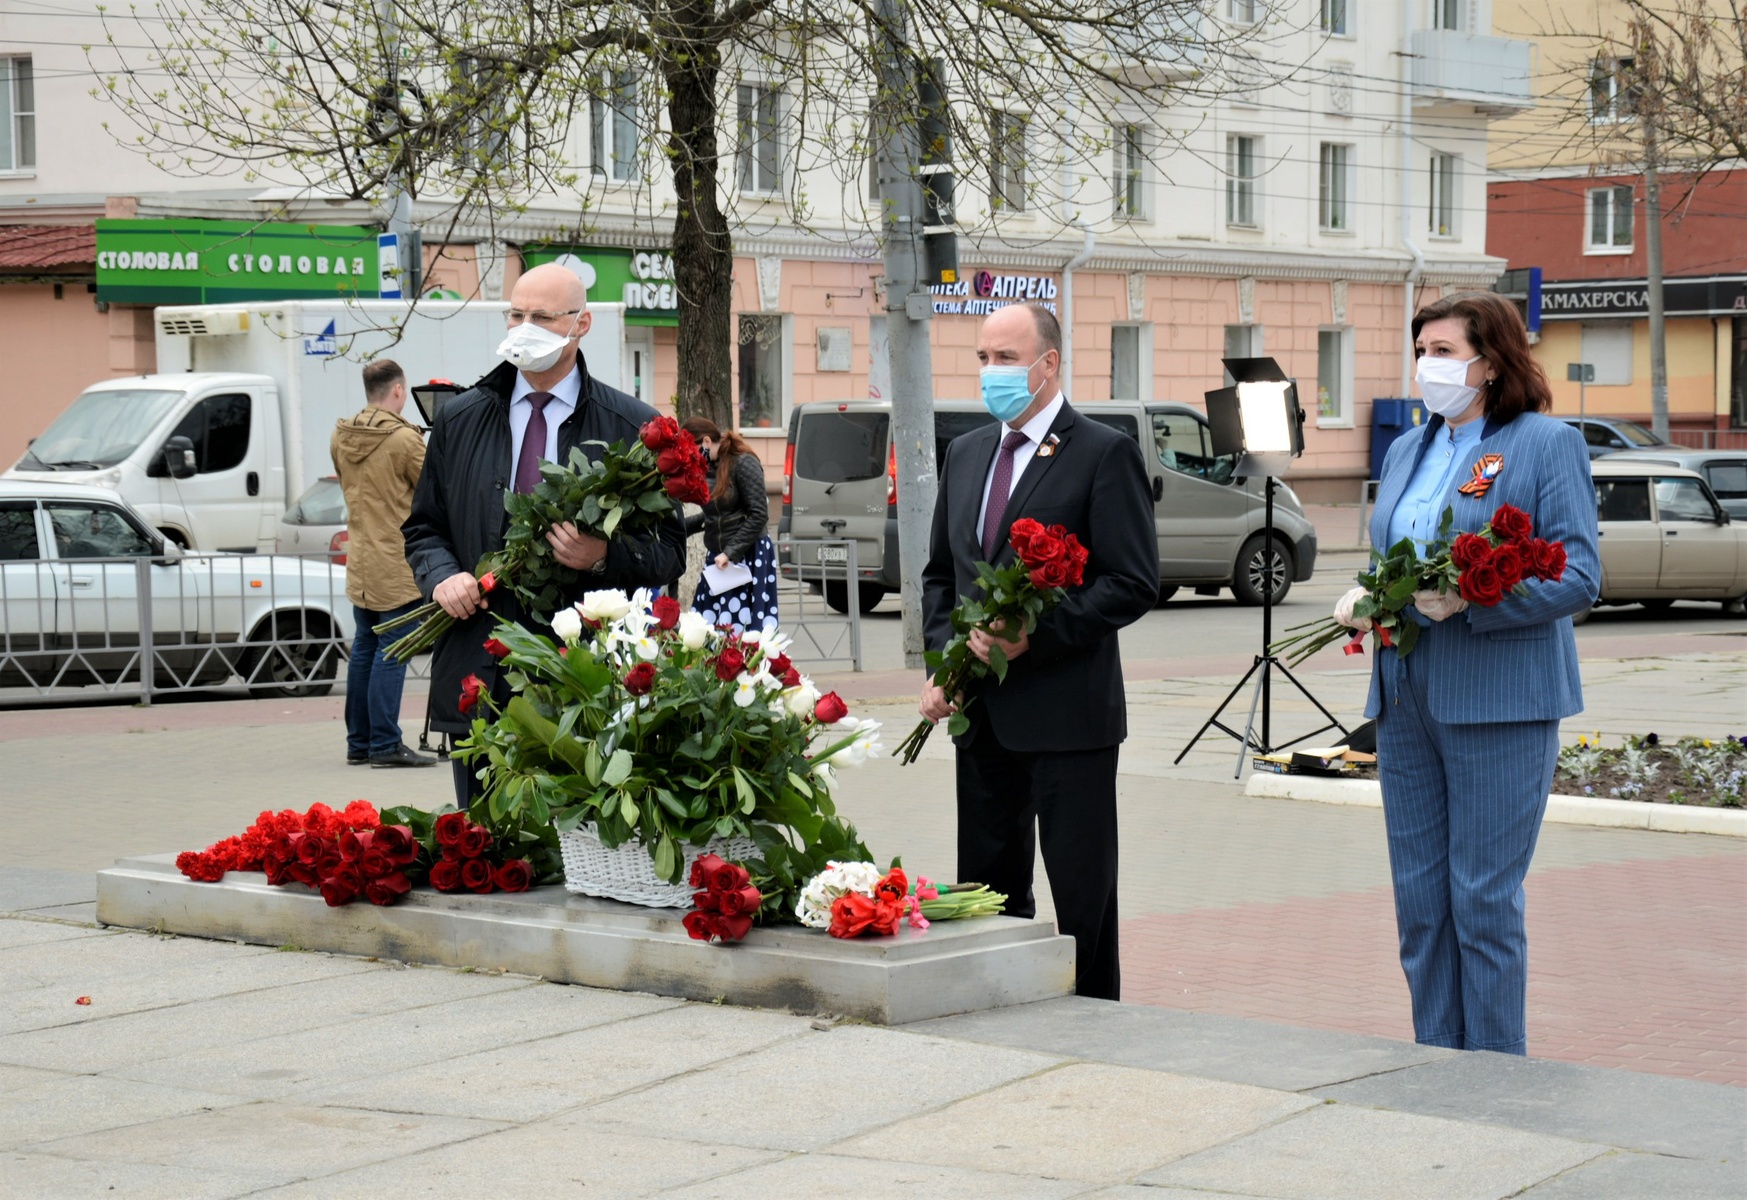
left=684, top=852, right=764, bottom=944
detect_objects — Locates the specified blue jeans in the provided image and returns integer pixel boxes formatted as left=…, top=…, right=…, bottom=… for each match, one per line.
left=345, top=600, right=419, bottom=758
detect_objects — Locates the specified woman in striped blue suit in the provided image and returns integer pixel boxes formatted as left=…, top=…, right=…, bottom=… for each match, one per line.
left=1334, top=293, right=1600, bottom=1055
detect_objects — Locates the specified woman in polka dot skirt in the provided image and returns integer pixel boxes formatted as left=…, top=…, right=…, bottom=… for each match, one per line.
left=681, top=418, right=779, bottom=633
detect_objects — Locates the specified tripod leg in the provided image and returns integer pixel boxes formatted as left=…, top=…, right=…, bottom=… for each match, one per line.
left=1173, top=656, right=1267, bottom=764
left=1234, top=662, right=1269, bottom=779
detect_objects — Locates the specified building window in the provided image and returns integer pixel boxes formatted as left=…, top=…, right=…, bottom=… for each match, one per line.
left=1229, top=0, right=1262, bottom=23
left=1318, top=143, right=1352, bottom=232
left=1320, top=0, right=1347, bottom=35
left=1428, top=153, right=1457, bottom=237
left=1112, top=325, right=1148, bottom=399
left=1588, top=57, right=1638, bottom=123
left=1317, top=328, right=1352, bottom=424
left=737, top=314, right=786, bottom=430
left=1586, top=185, right=1634, bottom=252
left=1431, top=0, right=1463, bottom=31
left=990, top=111, right=1028, bottom=212
left=1114, top=125, right=1146, bottom=219
left=1226, top=135, right=1258, bottom=228
left=0, top=56, right=35, bottom=172
left=590, top=70, right=640, bottom=182
left=736, top=84, right=782, bottom=195
left=1580, top=322, right=1633, bottom=385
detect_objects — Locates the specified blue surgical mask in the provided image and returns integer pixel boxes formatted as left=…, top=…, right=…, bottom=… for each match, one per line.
left=980, top=357, right=1043, bottom=424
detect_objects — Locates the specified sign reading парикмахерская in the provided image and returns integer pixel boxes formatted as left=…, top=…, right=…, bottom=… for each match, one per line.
left=1538, top=274, right=1747, bottom=319
left=94, top=218, right=383, bottom=305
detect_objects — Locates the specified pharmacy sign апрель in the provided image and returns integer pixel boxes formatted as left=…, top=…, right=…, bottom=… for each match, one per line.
left=94, top=219, right=382, bottom=304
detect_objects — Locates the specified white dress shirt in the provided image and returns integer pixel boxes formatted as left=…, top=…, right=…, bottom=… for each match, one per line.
left=508, top=369, right=581, bottom=476
left=977, top=392, right=1066, bottom=543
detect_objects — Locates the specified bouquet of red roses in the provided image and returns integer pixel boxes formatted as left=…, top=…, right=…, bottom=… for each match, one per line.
left=1271, top=503, right=1567, bottom=666
left=891, top=518, right=1089, bottom=765
left=176, top=800, right=421, bottom=908
left=683, top=853, right=765, bottom=944
left=424, top=811, right=535, bottom=896
left=378, top=417, right=710, bottom=663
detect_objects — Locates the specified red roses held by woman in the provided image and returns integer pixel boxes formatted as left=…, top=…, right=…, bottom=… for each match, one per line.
left=426, top=811, right=533, bottom=896
left=891, top=517, right=1090, bottom=765
left=1448, top=505, right=1567, bottom=608
left=683, top=853, right=764, bottom=943
left=176, top=801, right=420, bottom=908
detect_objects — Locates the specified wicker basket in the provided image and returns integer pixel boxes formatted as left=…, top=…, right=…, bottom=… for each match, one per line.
left=558, top=823, right=759, bottom=908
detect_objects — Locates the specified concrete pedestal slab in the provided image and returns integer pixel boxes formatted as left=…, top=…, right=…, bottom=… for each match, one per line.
left=94, top=855, right=1075, bottom=1025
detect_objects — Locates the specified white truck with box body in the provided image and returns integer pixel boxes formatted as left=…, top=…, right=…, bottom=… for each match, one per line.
left=6, top=299, right=627, bottom=551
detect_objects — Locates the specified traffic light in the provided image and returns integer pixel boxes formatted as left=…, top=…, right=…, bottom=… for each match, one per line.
left=916, top=57, right=956, bottom=287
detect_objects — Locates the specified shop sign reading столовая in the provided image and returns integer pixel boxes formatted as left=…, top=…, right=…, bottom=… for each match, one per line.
left=94, top=219, right=382, bottom=304
left=930, top=270, right=1059, bottom=315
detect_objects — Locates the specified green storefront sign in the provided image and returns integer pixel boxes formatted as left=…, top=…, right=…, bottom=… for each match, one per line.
left=523, top=246, right=679, bottom=326
left=95, top=219, right=382, bottom=304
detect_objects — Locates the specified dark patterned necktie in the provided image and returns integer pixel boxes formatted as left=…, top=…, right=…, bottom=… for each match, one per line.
left=513, top=392, right=553, bottom=494
left=981, top=430, right=1032, bottom=561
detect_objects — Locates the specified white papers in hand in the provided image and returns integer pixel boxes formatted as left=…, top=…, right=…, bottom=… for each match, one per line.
left=703, top=561, right=754, bottom=593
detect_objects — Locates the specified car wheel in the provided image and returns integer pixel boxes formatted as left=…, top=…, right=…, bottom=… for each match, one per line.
left=1570, top=606, right=1592, bottom=626
left=240, top=612, right=341, bottom=698
left=1231, top=534, right=1292, bottom=607
left=1724, top=596, right=1746, bottom=617
left=1156, top=585, right=1178, bottom=607
left=823, top=581, right=887, bottom=615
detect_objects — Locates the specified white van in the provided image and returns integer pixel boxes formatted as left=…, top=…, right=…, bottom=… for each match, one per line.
left=777, top=399, right=1319, bottom=612
left=7, top=300, right=627, bottom=552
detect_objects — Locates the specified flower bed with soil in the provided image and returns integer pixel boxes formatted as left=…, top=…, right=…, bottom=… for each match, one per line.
left=1555, top=735, right=1746, bottom=808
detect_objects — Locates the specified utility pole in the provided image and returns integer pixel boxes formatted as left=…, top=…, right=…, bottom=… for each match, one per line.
left=375, top=0, right=419, bottom=298
left=873, top=0, right=940, bottom=671
left=1642, top=110, right=1670, bottom=442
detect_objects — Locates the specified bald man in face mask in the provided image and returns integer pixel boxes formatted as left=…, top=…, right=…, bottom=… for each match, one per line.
left=402, top=263, right=685, bottom=804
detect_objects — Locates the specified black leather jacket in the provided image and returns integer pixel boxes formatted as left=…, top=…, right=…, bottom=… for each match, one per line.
left=684, top=452, right=769, bottom=563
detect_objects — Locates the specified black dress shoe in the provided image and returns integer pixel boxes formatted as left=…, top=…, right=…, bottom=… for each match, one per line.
left=347, top=753, right=369, bottom=766
left=370, top=743, right=438, bottom=768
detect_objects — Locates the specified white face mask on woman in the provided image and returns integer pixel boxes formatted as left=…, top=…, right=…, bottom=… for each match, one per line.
left=1414, top=355, right=1483, bottom=418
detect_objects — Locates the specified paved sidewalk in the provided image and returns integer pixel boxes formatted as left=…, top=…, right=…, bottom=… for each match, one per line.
left=1, top=912, right=1741, bottom=1198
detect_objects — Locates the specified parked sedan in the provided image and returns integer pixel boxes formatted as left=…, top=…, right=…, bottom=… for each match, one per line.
left=0, top=480, right=353, bottom=697
left=1597, top=449, right=1747, bottom=521
left=1558, top=416, right=1683, bottom=460
left=1582, top=460, right=1747, bottom=621
left=275, top=475, right=349, bottom=563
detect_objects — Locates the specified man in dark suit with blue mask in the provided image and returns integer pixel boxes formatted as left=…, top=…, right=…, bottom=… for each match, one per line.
left=919, top=302, right=1159, bottom=1000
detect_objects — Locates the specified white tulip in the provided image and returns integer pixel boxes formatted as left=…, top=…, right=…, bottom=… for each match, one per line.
left=579, top=589, right=633, bottom=624
left=549, top=606, right=584, bottom=644
left=784, top=683, right=821, bottom=718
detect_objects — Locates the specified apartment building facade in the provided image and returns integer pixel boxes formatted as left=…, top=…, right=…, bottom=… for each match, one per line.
left=1, top=1, right=1532, bottom=497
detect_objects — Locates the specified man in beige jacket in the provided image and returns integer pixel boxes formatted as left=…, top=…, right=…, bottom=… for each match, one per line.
left=332, top=360, right=436, bottom=767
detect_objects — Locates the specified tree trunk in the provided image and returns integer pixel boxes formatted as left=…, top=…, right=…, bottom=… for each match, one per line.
left=665, top=44, right=735, bottom=429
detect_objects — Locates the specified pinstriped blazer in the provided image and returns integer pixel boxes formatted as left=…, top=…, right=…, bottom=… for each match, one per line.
left=1364, top=411, right=1601, bottom=724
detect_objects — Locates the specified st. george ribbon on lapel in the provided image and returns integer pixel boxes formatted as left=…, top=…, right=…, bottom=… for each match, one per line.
left=1036, top=433, right=1061, bottom=459
left=1457, top=453, right=1504, bottom=497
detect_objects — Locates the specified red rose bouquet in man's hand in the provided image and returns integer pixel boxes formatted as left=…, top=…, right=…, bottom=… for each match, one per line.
left=1271, top=503, right=1566, bottom=665
left=378, top=418, right=710, bottom=663
left=892, top=518, right=1089, bottom=765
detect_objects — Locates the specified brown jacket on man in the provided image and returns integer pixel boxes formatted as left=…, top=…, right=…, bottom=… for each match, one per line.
left=331, top=407, right=425, bottom=610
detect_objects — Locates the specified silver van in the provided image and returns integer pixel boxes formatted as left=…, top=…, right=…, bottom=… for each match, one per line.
left=777, top=399, right=1318, bottom=612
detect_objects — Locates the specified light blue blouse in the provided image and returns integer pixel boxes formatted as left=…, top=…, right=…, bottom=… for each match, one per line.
left=1386, top=418, right=1485, bottom=552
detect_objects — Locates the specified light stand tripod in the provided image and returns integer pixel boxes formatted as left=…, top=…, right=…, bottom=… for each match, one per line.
left=1174, top=473, right=1349, bottom=778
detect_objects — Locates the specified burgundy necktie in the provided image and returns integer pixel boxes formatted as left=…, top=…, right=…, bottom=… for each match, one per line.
left=981, top=430, right=1032, bottom=561
left=513, top=392, right=553, bottom=494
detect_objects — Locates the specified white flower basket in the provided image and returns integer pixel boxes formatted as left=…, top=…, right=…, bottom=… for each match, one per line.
left=558, top=822, right=759, bottom=908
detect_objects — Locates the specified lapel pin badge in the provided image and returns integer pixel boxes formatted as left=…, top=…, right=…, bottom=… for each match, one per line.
left=1457, top=453, right=1504, bottom=497
left=1036, top=434, right=1061, bottom=459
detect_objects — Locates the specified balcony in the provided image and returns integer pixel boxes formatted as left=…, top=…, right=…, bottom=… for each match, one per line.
left=1410, top=28, right=1534, bottom=118
left=1099, top=9, right=1206, bottom=85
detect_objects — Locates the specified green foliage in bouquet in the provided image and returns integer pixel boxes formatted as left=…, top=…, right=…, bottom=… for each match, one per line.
left=453, top=601, right=881, bottom=913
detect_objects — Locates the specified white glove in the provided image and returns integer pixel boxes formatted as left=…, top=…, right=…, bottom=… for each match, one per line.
left=1332, top=586, right=1372, bottom=631
left=1412, top=588, right=1469, bottom=622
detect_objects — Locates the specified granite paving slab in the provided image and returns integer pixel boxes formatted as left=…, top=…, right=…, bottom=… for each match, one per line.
left=0, top=866, right=97, bottom=914
left=0, top=918, right=110, bottom=951
left=0, top=1150, right=266, bottom=1200
left=830, top=1061, right=1317, bottom=1184
left=907, top=995, right=1454, bottom=1091
left=1516, top=1150, right=1747, bottom=1198
left=300, top=1001, right=811, bottom=1122
left=246, top=1127, right=782, bottom=1199
left=1312, top=1050, right=1747, bottom=1160
left=0, top=1075, right=248, bottom=1152
left=653, top=1152, right=1088, bottom=1199
left=1140, top=1103, right=1608, bottom=1199
left=23, top=1101, right=509, bottom=1190
left=587, top=1023, right=1061, bottom=1152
